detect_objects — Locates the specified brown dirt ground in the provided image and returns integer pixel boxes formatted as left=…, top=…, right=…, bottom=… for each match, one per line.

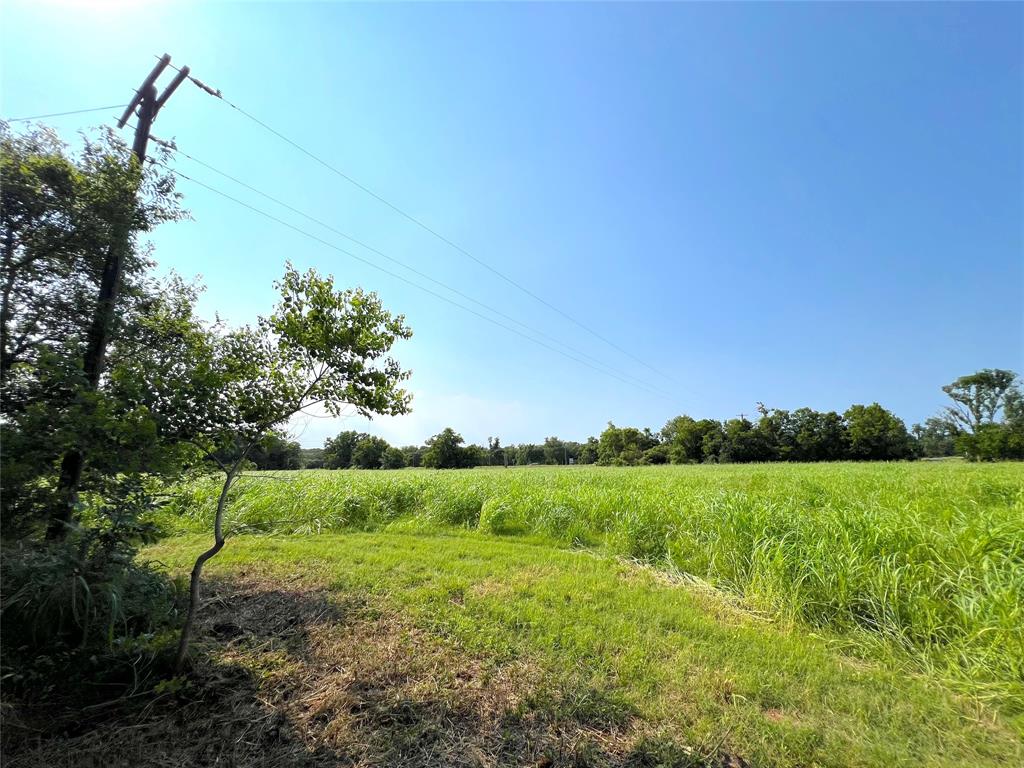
left=2, top=576, right=740, bottom=768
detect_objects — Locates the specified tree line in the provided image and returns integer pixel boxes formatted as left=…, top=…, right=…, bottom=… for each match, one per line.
left=305, top=369, right=1022, bottom=470
left=307, top=429, right=598, bottom=470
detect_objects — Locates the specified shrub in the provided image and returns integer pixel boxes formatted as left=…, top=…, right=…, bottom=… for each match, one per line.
left=1, top=486, right=182, bottom=699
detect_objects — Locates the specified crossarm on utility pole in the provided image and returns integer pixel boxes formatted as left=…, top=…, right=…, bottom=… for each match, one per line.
left=117, top=54, right=170, bottom=129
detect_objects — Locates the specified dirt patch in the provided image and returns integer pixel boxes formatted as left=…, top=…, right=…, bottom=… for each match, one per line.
left=2, top=575, right=738, bottom=767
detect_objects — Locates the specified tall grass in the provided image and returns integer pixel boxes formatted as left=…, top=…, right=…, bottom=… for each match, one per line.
left=159, top=462, right=1024, bottom=708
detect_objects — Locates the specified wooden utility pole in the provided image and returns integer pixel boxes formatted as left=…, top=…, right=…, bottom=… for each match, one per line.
left=49, top=54, right=189, bottom=540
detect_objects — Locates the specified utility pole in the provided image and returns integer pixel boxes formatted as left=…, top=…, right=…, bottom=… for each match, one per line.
left=49, top=54, right=190, bottom=540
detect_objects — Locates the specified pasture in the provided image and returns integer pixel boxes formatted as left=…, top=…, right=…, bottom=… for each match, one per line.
left=160, top=462, right=1023, bottom=714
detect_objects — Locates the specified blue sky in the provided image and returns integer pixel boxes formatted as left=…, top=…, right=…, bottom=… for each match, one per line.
left=3, top=1, right=1021, bottom=447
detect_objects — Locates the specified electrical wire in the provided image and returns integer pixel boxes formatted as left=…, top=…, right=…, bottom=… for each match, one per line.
left=159, top=162, right=675, bottom=401
left=154, top=138, right=673, bottom=397
left=168, top=61, right=679, bottom=386
left=5, top=104, right=129, bottom=122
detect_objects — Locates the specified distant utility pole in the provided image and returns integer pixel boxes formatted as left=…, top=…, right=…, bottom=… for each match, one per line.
left=49, top=54, right=190, bottom=540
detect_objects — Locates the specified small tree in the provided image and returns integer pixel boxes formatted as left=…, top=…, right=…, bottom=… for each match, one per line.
left=130, top=264, right=412, bottom=671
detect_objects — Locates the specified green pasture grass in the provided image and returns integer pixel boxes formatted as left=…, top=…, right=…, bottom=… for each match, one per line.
left=147, top=531, right=1023, bottom=767
left=156, top=462, right=1024, bottom=714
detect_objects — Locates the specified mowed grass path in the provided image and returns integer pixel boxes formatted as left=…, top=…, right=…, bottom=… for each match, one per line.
left=149, top=532, right=1022, bottom=767
left=161, top=462, right=1024, bottom=713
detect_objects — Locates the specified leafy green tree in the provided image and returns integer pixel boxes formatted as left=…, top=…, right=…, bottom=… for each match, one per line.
left=950, top=379, right=1024, bottom=461
left=700, top=423, right=726, bottom=462
left=400, top=445, right=424, bottom=467
left=662, top=415, right=722, bottom=463
left=0, top=125, right=185, bottom=536
left=0, top=125, right=182, bottom=384
left=1006, top=385, right=1024, bottom=430
left=463, top=444, right=489, bottom=467
left=322, top=430, right=366, bottom=469
left=514, top=443, right=545, bottom=465
left=596, top=423, right=626, bottom=465
left=543, top=436, right=568, bottom=465
left=718, top=417, right=772, bottom=463
left=922, top=370, right=1023, bottom=461
left=1004, top=388, right=1024, bottom=458
left=941, top=369, right=1019, bottom=434
left=422, top=428, right=466, bottom=469
left=577, top=436, right=599, bottom=464
left=790, top=408, right=848, bottom=461
left=843, top=403, right=912, bottom=460
left=136, top=264, right=412, bottom=670
left=381, top=446, right=407, bottom=469
left=642, top=444, right=670, bottom=464
left=487, top=436, right=506, bottom=466
left=247, top=433, right=302, bottom=470
left=911, top=417, right=958, bottom=458
left=352, top=435, right=390, bottom=469
left=597, top=423, right=658, bottom=466
left=754, top=405, right=793, bottom=461
left=955, top=423, right=1024, bottom=461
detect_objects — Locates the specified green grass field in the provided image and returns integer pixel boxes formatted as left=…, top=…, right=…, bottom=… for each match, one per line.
left=149, top=462, right=1024, bottom=765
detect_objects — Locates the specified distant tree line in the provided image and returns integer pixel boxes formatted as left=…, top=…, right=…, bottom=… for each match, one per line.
left=311, top=429, right=599, bottom=470
left=310, top=369, right=1023, bottom=469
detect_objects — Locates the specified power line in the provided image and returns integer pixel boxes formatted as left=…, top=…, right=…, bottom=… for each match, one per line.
left=154, top=138, right=673, bottom=397
left=171, top=62, right=679, bottom=386
left=4, top=104, right=129, bottom=122
left=159, top=162, right=674, bottom=401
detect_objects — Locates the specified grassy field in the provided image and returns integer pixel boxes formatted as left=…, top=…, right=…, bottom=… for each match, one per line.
left=160, top=462, right=1024, bottom=709
left=136, top=531, right=1022, bottom=767
left=116, top=462, right=1024, bottom=765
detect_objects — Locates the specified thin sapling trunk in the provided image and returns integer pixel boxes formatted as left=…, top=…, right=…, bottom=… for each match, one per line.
left=174, top=456, right=243, bottom=673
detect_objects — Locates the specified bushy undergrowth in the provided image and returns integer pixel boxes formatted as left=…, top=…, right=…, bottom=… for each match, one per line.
left=159, top=462, right=1024, bottom=706
left=1, top=499, right=183, bottom=703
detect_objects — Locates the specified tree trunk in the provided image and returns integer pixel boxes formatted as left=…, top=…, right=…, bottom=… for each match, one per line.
left=47, top=451, right=85, bottom=540
left=174, top=464, right=238, bottom=673
left=0, top=229, right=29, bottom=384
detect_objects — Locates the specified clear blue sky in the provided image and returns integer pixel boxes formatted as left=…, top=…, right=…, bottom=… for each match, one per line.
left=3, top=1, right=1022, bottom=447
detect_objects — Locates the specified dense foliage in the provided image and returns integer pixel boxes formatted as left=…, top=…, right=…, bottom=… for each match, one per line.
left=1, top=125, right=191, bottom=692
left=1, top=124, right=413, bottom=683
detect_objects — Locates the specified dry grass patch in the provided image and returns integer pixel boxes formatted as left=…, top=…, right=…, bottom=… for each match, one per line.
left=4, top=576, right=721, bottom=768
